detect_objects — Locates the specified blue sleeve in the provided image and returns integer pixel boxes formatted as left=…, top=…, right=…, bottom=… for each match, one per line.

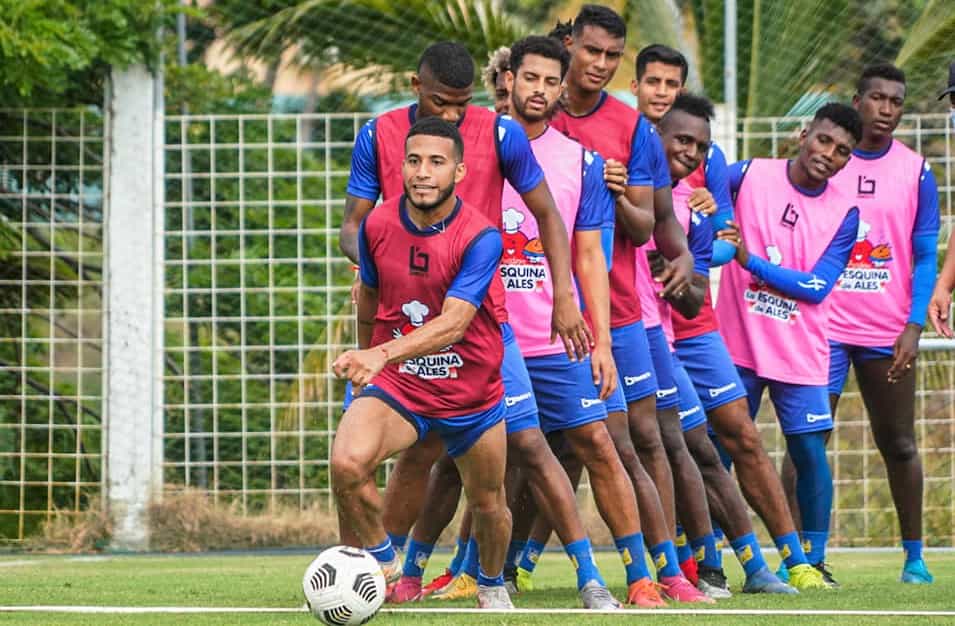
left=575, top=150, right=613, bottom=230
left=357, top=219, right=379, bottom=288
left=447, top=228, right=504, bottom=307
left=688, top=212, right=713, bottom=277
left=497, top=116, right=545, bottom=194
left=601, top=225, right=614, bottom=270
left=649, top=126, right=670, bottom=190
left=727, top=159, right=751, bottom=196
left=909, top=163, right=941, bottom=325
left=346, top=119, right=381, bottom=201
left=744, top=208, right=859, bottom=304
left=707, top=146, right=738, bottom=267
left=626, top=116, right=656, bottom=187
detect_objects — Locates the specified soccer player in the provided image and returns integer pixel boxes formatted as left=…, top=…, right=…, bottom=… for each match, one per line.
left=340, top=41, right=589, bottom=553
left=482, top=47, right=511, bottom=114
left=715, top=102, right=863, bottom=588
left=517, top=5, right=710, bottom=604
left=331, top=117, right=512, bottom=609
left=654, top=93, right=797, bottom=595
left=820, top=64, right=939, bottom=584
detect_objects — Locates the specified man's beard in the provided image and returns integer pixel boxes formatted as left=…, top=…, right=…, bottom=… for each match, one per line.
left=405, top=181, right=456, bottom=212
left=512, top=93, right=558, bottom=123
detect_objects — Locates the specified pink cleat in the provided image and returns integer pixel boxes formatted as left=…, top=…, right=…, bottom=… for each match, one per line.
left=387, top=575, right=422, bottom=604
left=659, top=574, right=716, bottom=604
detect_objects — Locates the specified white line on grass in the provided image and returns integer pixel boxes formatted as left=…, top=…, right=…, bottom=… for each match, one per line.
left=3, top=607, right=955, bottom=617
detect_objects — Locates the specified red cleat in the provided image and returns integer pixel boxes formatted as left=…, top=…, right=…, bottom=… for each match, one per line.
left=420, top=568, right=454, bottom=597
left=679, top=556, right=699, bottom=586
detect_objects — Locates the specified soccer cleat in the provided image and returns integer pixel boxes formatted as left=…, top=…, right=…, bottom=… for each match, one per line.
left=696, top=565, right=732, bottom=599
left=579, top=580, right=621, bottom=610
left=776, top=561, right=790, bottom=583
left=679, top=556, right=699, bottom=585
left=742, top=566, right=798, bottom=594
left=476, top=584, right=514, bottom=609
left=626, top=577, right=667, bottom=608
left=901, top=559, right=934, bottom=584
left=380, top=555, right=402, bottom=597
left=515, top=566, right=535, bottom=592
left=387, top=575, right=422, bottom=603
left=503, top=564, right=519, bottom=595
left=420, top=568, right=454, bottom=597
left=812, top=562, right=840, bottom=588
left=660, top=574, right=716, bottom=603
left=432, top=572, right=478, bottom=600
left=788, top=563, right=829, bottom=590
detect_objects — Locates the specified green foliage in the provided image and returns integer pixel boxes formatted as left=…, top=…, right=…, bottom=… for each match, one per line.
left=0, top=0, right=170, bottom=106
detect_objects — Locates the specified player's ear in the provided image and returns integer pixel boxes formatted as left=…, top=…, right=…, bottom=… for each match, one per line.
left=411, top=73, right=421, bottom=96
left=630, top=78, right=638, bottom=96
left=505, top=70, right=515, bottom=93
left=851, top=92, right=861, bottom=108
left=454, top=160, right=467, bottom=184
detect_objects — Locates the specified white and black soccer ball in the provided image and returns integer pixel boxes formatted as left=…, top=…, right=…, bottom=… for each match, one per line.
left=302, top=546, right=386, bottom=625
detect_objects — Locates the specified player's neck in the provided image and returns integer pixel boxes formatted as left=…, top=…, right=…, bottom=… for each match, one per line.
left=856, top=131, right=892, bottom=154
left=406, top=197, right=458, bottom=230
left=787, top=159, right=826, bottom=193
left=562, top=81, right=603, bottom=116
left=513, top=114, right=548, bottom=140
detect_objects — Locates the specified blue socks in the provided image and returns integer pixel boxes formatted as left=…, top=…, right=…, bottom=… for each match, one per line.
left=402, top=539, right=434, bottom=578
left=730, top=532, right=768, bottom=578
left=564, top=538, right=605, bottom=590
left=648, top=540, right=681, bottom=578
left=477, top=567, right=504, bottom=587
left=774, top=531, right=809, bottom=569
left=387, top=532, right=408, bottom=552
left=786, top=432, right=832, bottom=564
left=614, top=532, right=652, bottom=584
left=675, top=526, right=693, bottom=563
left=448, top=537, right=467, bottom=575
left=690, top=533, right=721, bottom=569
left=506, top=540, right=527, bottom=568
left=518, top=539, right=546, bottom=573
left=462, top=537, right=480, bottom=578
left=903, top=539, right=923, bottom=564
left=366, top=537, right=396, bottom=564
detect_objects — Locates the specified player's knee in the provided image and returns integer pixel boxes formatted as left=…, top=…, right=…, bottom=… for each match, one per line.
left=331, top=451, right=369, bottom=492
left=468, top=486, right=507, bottom=519
left=882, top=436, right=919, bottom=465
left=721, top=421, right=762, bottom=458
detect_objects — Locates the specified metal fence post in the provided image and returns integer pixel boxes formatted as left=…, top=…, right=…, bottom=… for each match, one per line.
left=104, top=65, right=165, bottom=550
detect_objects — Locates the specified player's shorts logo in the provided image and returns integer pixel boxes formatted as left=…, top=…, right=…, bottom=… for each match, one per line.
left=656, top=386, right=678, bottom=399
left=624, top=372, right=652, bottom=386
left=806, top=412, right=831, bottom=423
left=580, top=397, right=603, bottom=408
left=505, top=392, right=533, bottom=407
left=678, top=406, right=701, bottom=420
left=708, top=382, right=738, bottom=398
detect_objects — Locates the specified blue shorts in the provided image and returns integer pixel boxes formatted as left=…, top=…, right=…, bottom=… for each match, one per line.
left=737, top=366, right=833, bottom=436
left=525, top=353, right=608, bottom=434
left=360, top=386, right=506, bottom=458
left=501, top=323, right=540, bottom=434
left=646, top=325, right=679, bottom=410
left=607, top=321, right=657, bottom=414
left=675, top=331, right=748, bottom=412
left=672, top=352, right=707, bottom=432
left=828, top=340, right=895, bottom=397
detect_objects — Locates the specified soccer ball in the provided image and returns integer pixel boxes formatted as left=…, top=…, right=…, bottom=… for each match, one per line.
left=302, top=546, right=386, bottom=625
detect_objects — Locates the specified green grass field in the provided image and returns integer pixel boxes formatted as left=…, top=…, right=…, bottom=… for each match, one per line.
left=1, top=550, right=953, bottom=625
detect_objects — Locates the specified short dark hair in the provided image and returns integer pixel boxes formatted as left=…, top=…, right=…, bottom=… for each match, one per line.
left=857, top=63, right=906, bottom=95
left=636, top=44, right=688, bottom=83
left=406, top=117, right=464, bottom=161
left=417, top=42, right=475, bottom=89
left=510, top=35, right=571, bottom=79
left=812, top=102, right=863, bottom=143
left=663, top=92, right=715, bottom=124
left=572, top=4, right=626, bottom=39
left=548, top=19, right=573, bottom=42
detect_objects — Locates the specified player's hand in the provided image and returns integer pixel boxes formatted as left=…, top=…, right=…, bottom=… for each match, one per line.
left=551, top=290, right=593, bottom=361
left=657, top=252, right=694, bottom=300
left=929, top=286, right=953, bottom=338
left=332, top=347, right=388, bottom=386
left=647, top=249, right=667, bottom=279
left=717, top=220, right=749, bottom=266
left=688, top=187, right=717, bottom=216
left=590, top=340, right=617, bottom=400
left=350, top=278, right=360, bottom=305
left=603, top=158, right=627, bottom=197
left=888, top=323, right=921, bottom=383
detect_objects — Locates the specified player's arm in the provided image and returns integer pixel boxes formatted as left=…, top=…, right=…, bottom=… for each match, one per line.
left=354, top=218, right=379, bottom=350
left=702, top=144, right=738, bottom=266
left=498, top=115, right=592, bottom=359
left=930, top=233, right=955, bottom=337
left=890, top=163, right=941, bottom=380
left=334, top=229, right=503, bottom=385
left=664, top=211, right=713, bottom=319
left=339, top=120, right=381, bottom=263
left=603, top=119, right=656, bottom=246
left=718, top=208, right=859, bottom=304
left=573, top=151, right=617, bottom=399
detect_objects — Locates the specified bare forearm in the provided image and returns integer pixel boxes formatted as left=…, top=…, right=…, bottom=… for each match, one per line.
left=574, top=247, right=611, bottom=345
left=356, top=287, right=378, bottom=349
left=669, top=275, right=706, bottom=320
left=538, top=211, right=576, bottom=299
left=654, top=212, right=691, bottom=261
left=340, top=221, right=360, bottom=264
left=616, top=187, right=654, bottom=246
left=377, top=314, right=469, bottom=362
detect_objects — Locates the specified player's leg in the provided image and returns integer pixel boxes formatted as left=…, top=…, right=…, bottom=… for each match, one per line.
left=331, top=394, right=422, bottom=585
left=853, top=352, right=933, bottom=583
left=770, top=379, right=838, bottom=587
left=381, top=433, right=444, bottom=550
left=451, top=416, right=513, bottom=609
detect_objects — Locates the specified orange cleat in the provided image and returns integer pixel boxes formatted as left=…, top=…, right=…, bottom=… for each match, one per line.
left=626, top=577, right=667, bottom=608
